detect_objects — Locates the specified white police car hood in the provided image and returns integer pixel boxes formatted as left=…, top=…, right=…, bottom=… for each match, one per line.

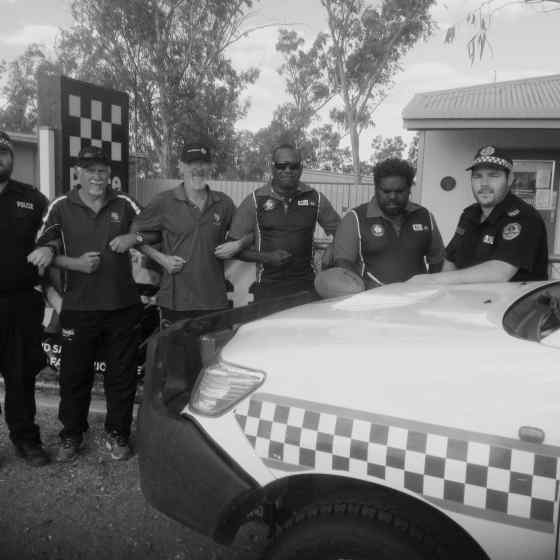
left=220, top=281, right=560, bottom=438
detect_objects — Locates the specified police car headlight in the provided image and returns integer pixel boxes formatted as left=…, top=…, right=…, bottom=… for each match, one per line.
left=189, top=360, right=265, bottom=417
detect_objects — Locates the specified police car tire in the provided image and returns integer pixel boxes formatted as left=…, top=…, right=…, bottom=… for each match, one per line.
left=263, top=502, right=447, bottom=560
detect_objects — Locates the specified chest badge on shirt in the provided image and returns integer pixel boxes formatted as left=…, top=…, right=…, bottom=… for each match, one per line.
left=16, top=200, right=34, bottom=210
left=455, top=226, right=465, bottom=236
left=213, top=212, right=222, bottom=226
left=412, top=223, right=428, bottom=232
left=482, top=234, right=495, bottom=245
left=507, top=208, right=520, bottom=217
left=502, top=222, right=521, bottom=241
left=110, top=211, right=121, bottom=223
left=263, top=199, right=277, bottom=212
left=371, top=224, right=385, bottom=237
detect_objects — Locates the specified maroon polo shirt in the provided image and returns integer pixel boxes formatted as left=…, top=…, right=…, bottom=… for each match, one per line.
left=133, top=184, right=235, bottom=311
left=37, top=187, right=141, bottom=311
left=334, top=198, right=444, bottom=285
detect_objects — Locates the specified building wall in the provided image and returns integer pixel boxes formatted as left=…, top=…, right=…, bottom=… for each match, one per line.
left=418, top=129, right=560, bottom=244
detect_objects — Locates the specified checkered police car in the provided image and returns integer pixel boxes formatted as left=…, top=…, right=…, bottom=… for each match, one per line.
left=138, top=281, right=560, bottom=560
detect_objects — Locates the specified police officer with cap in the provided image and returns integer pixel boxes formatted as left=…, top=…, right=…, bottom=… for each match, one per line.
left=0, top=131, right=53, bottom=466
left=133, top=142, right=246, bottom=324
left=410, top=145, right=548, bottom=284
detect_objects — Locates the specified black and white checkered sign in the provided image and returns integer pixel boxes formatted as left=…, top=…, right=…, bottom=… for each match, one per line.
left=235, top=395, right=560, bottom=531
left=60, top=76, right=129, bottom=193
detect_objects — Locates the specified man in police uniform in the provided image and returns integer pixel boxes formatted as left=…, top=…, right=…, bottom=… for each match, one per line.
left=229, top=143, right=341, bottom=301
left=37, top=145, right=144, bottom=462
left=0, top=131, right=53, bottom=466
left=132, top=142, right=246, bottom=324
left=333, top=157, right=444, bottom=286
left=410, top=146, right=548, bottom=284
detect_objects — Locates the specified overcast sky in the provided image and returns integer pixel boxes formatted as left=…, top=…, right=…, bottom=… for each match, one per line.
left=1, top=0, right=559, bottom=157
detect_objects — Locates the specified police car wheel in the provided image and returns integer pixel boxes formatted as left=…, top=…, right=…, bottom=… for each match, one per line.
left=264, top=502, right=445, bottom=560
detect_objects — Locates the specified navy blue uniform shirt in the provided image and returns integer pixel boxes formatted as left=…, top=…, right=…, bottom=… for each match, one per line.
left=0, top=179, right=47, bottom=295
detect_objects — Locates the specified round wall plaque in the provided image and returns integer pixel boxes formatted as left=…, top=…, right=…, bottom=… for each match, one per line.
left=440, top=176, right=456, bottom=191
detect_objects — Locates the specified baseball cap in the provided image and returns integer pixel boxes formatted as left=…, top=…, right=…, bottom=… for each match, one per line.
left=466, top=145, right=513, bottom=172
left=0, top=131, right=14, bottom=155
left=77, top=145, right=110, bottom=167
left=180, top=143, right=211, bottom=164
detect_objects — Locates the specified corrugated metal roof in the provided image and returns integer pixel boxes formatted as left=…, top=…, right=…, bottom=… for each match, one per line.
left=403, top=74, right=560, bottom=121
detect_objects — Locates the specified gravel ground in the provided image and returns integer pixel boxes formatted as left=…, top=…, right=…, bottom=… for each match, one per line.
left=0, top=397, right=267, bottom=560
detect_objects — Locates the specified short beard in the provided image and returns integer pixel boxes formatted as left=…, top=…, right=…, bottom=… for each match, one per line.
left=0, top=169, right=12, bottom=182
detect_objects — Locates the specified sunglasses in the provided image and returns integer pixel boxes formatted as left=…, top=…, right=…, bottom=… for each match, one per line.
left=273, top=162, right=302, bottom=171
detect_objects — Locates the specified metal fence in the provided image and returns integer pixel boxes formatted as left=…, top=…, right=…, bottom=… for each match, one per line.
left=131, top=179, right=376, bottom=217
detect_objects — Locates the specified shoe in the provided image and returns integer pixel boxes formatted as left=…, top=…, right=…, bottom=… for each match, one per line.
left=105, top=432, right=132, bottom=461
left=14, top=442, right=50, bottom=467
left=56, top=436, right=82, bottom=463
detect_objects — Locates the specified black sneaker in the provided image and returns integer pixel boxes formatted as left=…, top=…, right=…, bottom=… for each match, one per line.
left=14, top=442, right=50, bottom=467
left=105, top=432, right=132, bottom=461
left=56, top=436, right=82, bottom=463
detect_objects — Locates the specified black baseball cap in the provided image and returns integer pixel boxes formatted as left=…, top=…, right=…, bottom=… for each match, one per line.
left=0, top=131, right=14, bottom=155
left=466, top=145, right=513, bottom=172
left=77, top=145, right=110, bottom=167
left=180, top=143, right=211, bottom=164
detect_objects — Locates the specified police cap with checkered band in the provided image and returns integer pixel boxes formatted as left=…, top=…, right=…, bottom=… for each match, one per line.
left=180, top=143, right=212, bottom=164
left=466, top=145, right=513, bottom=173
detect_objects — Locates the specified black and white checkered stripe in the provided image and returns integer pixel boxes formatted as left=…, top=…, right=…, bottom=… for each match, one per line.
left=235, top=393, right=560, bottom=533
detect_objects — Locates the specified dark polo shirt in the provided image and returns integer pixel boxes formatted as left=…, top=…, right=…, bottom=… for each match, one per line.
left=334, top=198, right=445, bottom=285
left=37, top=187, right=141, bottom=311
left=133, top=184, right=235, bottom=311
left=230, top=182, right=340, bottom=284
left=0, top=179, right=48, bottom=296
left=446, top=192, right=548, bottom=281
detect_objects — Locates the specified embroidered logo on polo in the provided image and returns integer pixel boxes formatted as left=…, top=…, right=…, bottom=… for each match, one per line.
left=371, top=224, right=385, bottom=237
left=16, top=201, right=34, bottom=210
left=110, top=211, right=120, bottom=223
left=298, top=199, right=309, bottom=207
left=503, top=223, right=521, bottom=241
left=263, top=199, right=277, bottom=212
left=412, top=224, right=429, bottom=232
left=213, top=212, right=222, bottom=225
left=507, top=209, right=520, bottom=217
left=235, top=394, right=560, bottom=533
left=455, top=227, right=465, bottom=236
left=483, top=235, right=495, bottom=245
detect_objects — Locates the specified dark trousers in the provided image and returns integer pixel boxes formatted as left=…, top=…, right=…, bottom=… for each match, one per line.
left=0, top=291, right=45, bottom=445
left=59, top=304, right=142, bottom=439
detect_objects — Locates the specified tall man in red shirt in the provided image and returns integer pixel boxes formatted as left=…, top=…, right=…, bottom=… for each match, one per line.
left=132, top=143, right=247, bottom=324
left=38, top=146, right=145, bottom=462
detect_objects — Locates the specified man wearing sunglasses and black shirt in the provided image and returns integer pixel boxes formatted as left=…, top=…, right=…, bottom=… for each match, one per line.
left=229, top=144, right=340, bottom=301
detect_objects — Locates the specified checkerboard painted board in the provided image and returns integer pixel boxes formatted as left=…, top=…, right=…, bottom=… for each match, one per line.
left=235, top=393, right=560, bottom=533
left=60, top=76, right=129, bottom=192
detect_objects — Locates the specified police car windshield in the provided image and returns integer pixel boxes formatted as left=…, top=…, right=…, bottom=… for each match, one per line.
left=503, top=283, right=560, bottom=343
